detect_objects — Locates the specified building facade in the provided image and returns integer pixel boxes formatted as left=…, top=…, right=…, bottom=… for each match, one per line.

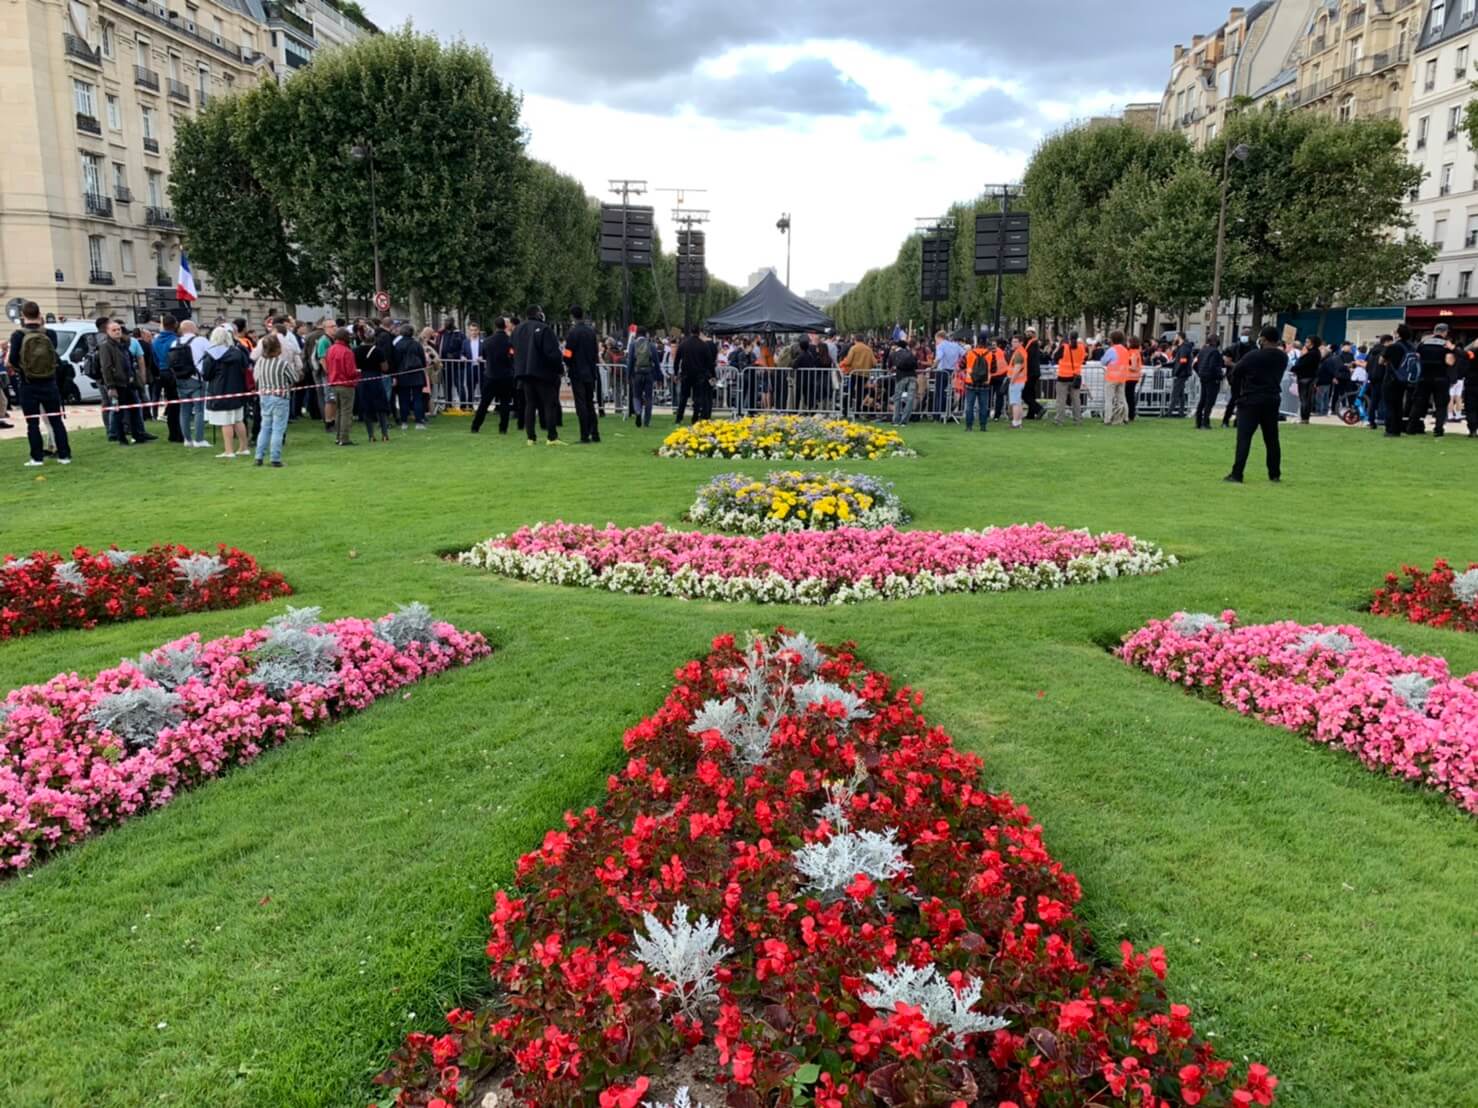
left=1276, top=0, right=1423, bottom=124
left=0, top=0, right=374, bottom=328
left=1159, top=2, right=1316, bottom=149
left=1405, top=0, right=1478, bottom=330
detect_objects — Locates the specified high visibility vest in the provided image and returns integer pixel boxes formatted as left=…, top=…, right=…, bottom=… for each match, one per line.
left=1106, top=344, right=1132, bottom=384
left=1009, top=350, right=1028, bottom=384
left=1057, top=342, right=1085, bottom=379
left=1125, top=348, right=1144, bottom=382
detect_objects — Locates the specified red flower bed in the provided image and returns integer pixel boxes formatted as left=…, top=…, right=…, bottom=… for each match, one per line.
left=375, top=632, right=1276, bottom=1108
left=0, top=544, right=291, bottom=640
left=1370, top=559, right=1478, bottom=633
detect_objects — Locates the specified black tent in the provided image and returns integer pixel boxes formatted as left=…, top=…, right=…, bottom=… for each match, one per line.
left=703, top=272, right=835, bottom=335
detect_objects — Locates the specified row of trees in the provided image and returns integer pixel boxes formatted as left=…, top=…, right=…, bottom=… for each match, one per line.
left=833, top=103, right=1432, bottom=337
left=169, top=29, right=740, bottom=330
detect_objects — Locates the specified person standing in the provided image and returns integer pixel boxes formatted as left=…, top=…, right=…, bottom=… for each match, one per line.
left=962, top=332, right=994, bottom=432
left=1225, top=325, right=1286, bottom=484
left=252, top=333, right=294, bottom=467
left=1292, top=336, right=1322, bottom=424
left=1407, top=322, right=1454, bottom=437
left=314, top=318, right=338, bottom=432
left=201, top=325, right=249, bottom=458
left=1365, top=334, right=1389, bottom=431
left=1101, top=331, right=1131, bottom=426
left=437, top=318, right=468, bottom=411
left=9, top=301, right=72, bottom=467
left=1462, top=340, right=1478, bottom=438
left=1052, top=331, right=1087, bottom=426
left=169, top=321, right=211, bottom=448
left=1019, top=328, right=1043, bottom=419
left=513, top=306, right=565, bottom=446
left=391, top=324, right=430, bottom=431
left=462, top=323, right=486, bottom=415
left=1193, top=335, right=1225, bottom=430
left=97, top=319, right=153, bottom=445
left=933, top=331, right=966, bottom=422
left=888, top=337, right=919, bottom=426
left=1381, top=324, right=1416, bottom=437
left=471, top=317, right=516, bottom=434
left=674, top=325, right=715, bottom=425
left=325, top=327, right=360, bottom=446
left=563, top=305, right=601, bottom=444
left=152, top=314, right=185, bottom=444
left=1123, top=336, right=1145, bottom=420
left=839, top=334, right=875, bottom=418
left=356, top=323, right=394, bottom=442
left=626, top=326, right=659, bottom=427
left=1168, top=332, right=1196, bottom=417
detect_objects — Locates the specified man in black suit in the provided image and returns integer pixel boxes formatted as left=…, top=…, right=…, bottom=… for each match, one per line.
left=563, top=305, right=600, bottom=443
left=512, top=306, right=565, bottom=446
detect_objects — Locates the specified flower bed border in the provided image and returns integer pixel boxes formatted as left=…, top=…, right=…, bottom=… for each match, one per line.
left=0, top=544, right=292, bottom=642
left=0, top=607, right=490, bottom=874
left=458, top=522, right=1175, bottom=606
left=1369, top=559, right=1478, bottom=633
left=375, top=630, right=1275, bottom=1108
left=1119, top=610, right=1478, bottom=814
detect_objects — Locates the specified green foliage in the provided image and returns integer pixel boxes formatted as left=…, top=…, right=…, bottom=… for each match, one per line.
left=1134, top=160, right=1228, bottom=322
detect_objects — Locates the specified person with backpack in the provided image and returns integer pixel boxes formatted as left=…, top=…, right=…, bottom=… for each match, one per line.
left=962, top=332, right=997, bottom=432
left=1193, top=335, right=1226, bottom=430
left=170, top=320, right=211, bottom=448
left=9, top=301, right=72, bottom=467
left=1382, top=323, right=1419, bottom=437
left=625, top=325, right=659, bottom=428
left=1406, top=323, right=1455, bottom=437
left=150, top=315, right=186, bottom=444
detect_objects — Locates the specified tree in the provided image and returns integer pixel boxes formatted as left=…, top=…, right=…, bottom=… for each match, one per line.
left=1134, top=161, right=1229, bottom=328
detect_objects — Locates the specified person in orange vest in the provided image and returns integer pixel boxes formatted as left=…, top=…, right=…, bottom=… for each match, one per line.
left=963, top=331, right=996, bottom=431
left=1124, top=336, right=1145, bottom=421
left=1101, top=330, right=1133, bottom=425
left=1007, top=334, right=1029, bottom=428
left=1052, top=330, right=1088, bottom=426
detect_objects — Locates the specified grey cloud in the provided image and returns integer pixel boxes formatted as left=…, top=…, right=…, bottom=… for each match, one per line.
left=615, top=58, right=875, bottom=121
left=940, top=88, right=1034, bottom=141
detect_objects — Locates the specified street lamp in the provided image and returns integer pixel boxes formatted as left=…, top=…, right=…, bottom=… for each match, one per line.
left=1209, top=141, right=1250, bottom=341
left=776, top=213, right=791, bottom=288
left=350, top=142, right=385, bottom=307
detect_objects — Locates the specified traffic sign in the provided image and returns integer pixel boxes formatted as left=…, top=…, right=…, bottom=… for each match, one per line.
left=373, top=290, right=390, bottom=313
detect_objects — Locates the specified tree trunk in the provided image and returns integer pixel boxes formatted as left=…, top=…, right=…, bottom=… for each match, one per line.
left=1251, top=290, right=1265, bottom=333
left=409, top=288, right=426, bottom=329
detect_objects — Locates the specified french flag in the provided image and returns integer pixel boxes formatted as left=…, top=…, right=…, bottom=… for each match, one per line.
left=176, top=252, right=198, bottom=303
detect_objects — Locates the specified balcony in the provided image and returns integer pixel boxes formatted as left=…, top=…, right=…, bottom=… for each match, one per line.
left=90, top=269, right=115, bottom=286
left=63, top=33, right=102, bottom=65
left=102, top=0, right=248, bottom=63
left=76, top=112, right=102, bottom=135
left=167, top=79, right=190, bottom=103
left=145, top=206, right=179, bottom=229
left=1466, top=231, right=1478, bottom=248
left=263, top=1, right=315, bottom=39
left=1346, top=5, right=1365, bottom=30
left=134, top=64, right=159, bottom=90
left=84, top=192, right=114, bottom=217
left=114, top=184, right=133, bottom=204
left=142, top=136, right=160, bottom=154
left=1311, top=36, right=1327, bottom=53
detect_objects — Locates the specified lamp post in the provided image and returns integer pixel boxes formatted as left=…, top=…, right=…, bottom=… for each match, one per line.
left=350, top=142, right=385, bottom=308
left=1209, top=141, right=1250, bottom=341
left=776, top=213, right=791, bottom=288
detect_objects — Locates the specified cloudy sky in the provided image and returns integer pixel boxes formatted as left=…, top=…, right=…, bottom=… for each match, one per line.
left=363, top=1, right=1236, bottom=294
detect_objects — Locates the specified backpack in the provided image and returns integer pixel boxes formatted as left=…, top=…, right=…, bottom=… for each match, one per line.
left=634, top=338, right=654, bottom=375
left=18, top=329, right=57, bottom=382
left=1394, top=344, right=1423, bottom=386
left=167, top=338, right=196, bottom=380
left=81, top=336, right=102, bottom=381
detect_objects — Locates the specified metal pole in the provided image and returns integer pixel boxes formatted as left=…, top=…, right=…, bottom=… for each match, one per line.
left=621, top=185, right=631, bottom=334
left=367, top=145, right=384, bottom=301
left=785, top=223, right=791, bottom=288
left=992, top=189, right=1008, bottom=340
left=1210, top=141, right=1232, bottom=342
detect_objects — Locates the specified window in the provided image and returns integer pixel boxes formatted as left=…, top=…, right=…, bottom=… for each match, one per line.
left=141, top=105, right=155, bottom=139
left=81, top=153, right=102, bottom=196
left=1347, top=37, right=1362, bottom=66
left=197, top=64, right=209, bottom=98
left=112, top=162, right=127, bottom=194
left=73, top=79, right=97, bottom=118
left=88, top=235, right=106, bottom=273
left=1435, top=217, right=1448, bottom=248
left=168, top=52, right=181, bottom=81
left=1449, top=105, right=1462, bottom=138
left=1427, top=272, right=1441, bottom=298
left=1461, top=271, right=1473, bottom=297
left=105, top=94, right=121, bottom=130
left=1468, top=214, right=1478, bottom=246
left=100, top=20, right=115, bottom=58
left=1434, top=2, right=1447, bottom=29
left=1461, top=46, right=1472, bottom=77
left=146, top=169, right=163, bottom=207
left=1207, top=122, right=1217, bottom=143
left=154, top=243, right=170, bottom=285
left=136, top=35, right=150, bottom=67
left=1464, top=0, right=1475, bottom=20
left=120, top=240, right=135, bottom=275
left=1425, top=58, right=1438, bottom=91
left=1442, top=162, right=1455, bottom=194
left=1418, top=115, right=1431, bottom=148
left=1339, top=95, right=1356, bottom=122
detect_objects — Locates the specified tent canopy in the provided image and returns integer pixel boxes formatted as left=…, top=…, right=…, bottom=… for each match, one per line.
left=703, top=272, right=835, bottom=335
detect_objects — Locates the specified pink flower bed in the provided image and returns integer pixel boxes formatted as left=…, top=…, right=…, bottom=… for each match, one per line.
left=1119, top=611, right=1478, bottom=814
left=460, top=523, right=1173, bottom=605
left=0, top=609, right=490, bottom=874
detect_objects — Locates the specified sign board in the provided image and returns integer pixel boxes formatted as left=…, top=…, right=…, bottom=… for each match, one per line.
left=373, top=290, right=390, bottom=313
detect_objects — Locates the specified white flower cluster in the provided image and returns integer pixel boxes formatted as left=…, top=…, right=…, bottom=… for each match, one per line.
left=458, top=540, right=1174, bottom=607
left=793, top=826, right=910, bottom=901
left=857, top=964, right=1008, bottom=1046
left=631, top=903, right=733, bottom=1018
left=172, top=553, right=226, bottom=587
left=1389, top=672, right=1435, bottom=712
left=1173, top=612, right=1229, bottom=636
left=89, top=686, right=184, bottom=750
left=1297, top=630, right=1354, bottom=655
left=1452, top=567, right=1478, bottom=606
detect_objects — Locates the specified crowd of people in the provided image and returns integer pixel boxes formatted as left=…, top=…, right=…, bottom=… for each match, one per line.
left=6, top=298, right=1476, bottom=473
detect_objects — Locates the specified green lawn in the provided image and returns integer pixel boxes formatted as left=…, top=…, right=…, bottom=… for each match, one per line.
left=1, top=414, right=1475, bottom=1108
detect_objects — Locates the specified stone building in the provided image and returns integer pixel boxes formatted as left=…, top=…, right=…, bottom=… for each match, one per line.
left=1276, top=0, right=1424, bottom=124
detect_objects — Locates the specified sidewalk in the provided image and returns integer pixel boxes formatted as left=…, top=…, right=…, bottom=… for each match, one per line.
left=0, top=404, right=109, bottom=442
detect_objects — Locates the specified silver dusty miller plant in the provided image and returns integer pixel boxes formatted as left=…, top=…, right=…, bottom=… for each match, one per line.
left=631, top=903, right=733, bottom=1018
left=776, top=630, right=825, bottom=676
left=814, top=756, right=870, bottom=830
left=1296, top=630, right=1353, bottom=655
left=792, top=677, right=872, bottom=727
left=52, top=560, right=89, bottom=596
left=134, top=642, right=202, bottom=691
left=248, top=626, right=339, bottom=697
left=858, top=964, right=1008, bottom=1046
left=89, top=686, right=184, bottom=750
left=792, top=826, right=910, bottom=901
left=1389, top=673, right=1435, bottom=712
left=267, top=605, right=324, bottom=632
left=172, top=553, right=225, bottom=587
left=644, top=1090, right=714, bottom=1108
left=2, top=557, right=34, bottom=573
left=375, top=602, right=440, bottom=649
left=103, top=549, right=137, bottom=568
left=1173, top=612, right=1228, bottom=636
left=1453, top=568, right=1478, bottom=607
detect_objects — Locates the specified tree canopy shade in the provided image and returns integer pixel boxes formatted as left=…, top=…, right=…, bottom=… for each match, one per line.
left=704, top=272, right=835, bottom=334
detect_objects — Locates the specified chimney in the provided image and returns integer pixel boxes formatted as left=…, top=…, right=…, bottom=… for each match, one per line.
left=1192, top=33, right=1205, bottom=47
left=1174, top=43, right=1186, bottom=62
left=1229, top=6, right=1245, bottom=26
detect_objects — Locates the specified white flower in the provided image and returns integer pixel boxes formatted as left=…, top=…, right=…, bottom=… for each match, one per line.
left=631, top=903, right=732, bottom=1018
left=858, top=963, right=1008, bottom=1046
left=793, top=827, right=909, bottom=900
left=1452, top=568, right=1478, bottom=606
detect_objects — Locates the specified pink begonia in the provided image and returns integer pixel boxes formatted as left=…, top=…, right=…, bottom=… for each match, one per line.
left=1120, top=611, right=1478, bottom=814
left=0, top=615, right=490, bottom=874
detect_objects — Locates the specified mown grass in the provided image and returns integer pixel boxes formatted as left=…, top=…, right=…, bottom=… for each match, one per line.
left=0, top=414, right=1475, bottom=1107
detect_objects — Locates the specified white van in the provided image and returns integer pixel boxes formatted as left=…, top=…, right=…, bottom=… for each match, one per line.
left=48, top=321, right=106, bottom=403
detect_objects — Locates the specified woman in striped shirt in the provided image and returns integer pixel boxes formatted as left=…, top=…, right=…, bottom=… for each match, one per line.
left=253, top=333, right=296, bottom=467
